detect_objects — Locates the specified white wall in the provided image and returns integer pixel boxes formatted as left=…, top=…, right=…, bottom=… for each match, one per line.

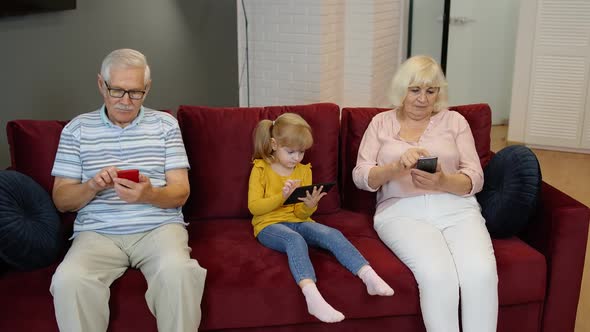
left=344, top=0, right=402, bottom=107
left=238, top=1, right=323, bottom=107
left=237, top=0, right=403, bottom=108
left=446, top=0, right=520, bottom=125
left=237, top=0, right=521, bottom=125
left=370, top=0, right=403, bottom=107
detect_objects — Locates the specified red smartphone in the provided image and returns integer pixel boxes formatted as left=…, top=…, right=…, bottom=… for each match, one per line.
left=117, top=169, right=139, bottom=183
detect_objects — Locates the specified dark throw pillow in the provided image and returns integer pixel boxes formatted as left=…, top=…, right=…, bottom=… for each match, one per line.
left=476, top=145, right=542, bottom=238
left=0, top=170, right=62, bottom=270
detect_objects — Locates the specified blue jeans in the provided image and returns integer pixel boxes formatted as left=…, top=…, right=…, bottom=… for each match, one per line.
left=257, top=222, right=369, bottom=283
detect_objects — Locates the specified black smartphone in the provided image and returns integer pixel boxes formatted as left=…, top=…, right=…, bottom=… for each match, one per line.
left=416, top=156, right=438, bottom=173
left=284, top=182, right=336, bottom=205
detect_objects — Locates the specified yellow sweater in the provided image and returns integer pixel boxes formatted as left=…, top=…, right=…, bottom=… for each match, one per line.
left=248, top=159, right=317, bottom=237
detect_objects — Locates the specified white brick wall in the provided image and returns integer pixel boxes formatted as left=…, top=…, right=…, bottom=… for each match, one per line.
left=320, top=1, right=345, bottom=104
left=238, top=0, right=403, bottom=108
left=371, top=0, right=401, bottom=107
left=343, top=1, right=375, bottom=107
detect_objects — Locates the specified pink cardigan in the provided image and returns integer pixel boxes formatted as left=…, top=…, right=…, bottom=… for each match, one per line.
left=352, top=108, right=484, bottom=214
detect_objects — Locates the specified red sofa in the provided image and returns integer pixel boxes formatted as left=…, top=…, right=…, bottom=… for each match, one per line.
left=1, top=103, right=588, bottom=332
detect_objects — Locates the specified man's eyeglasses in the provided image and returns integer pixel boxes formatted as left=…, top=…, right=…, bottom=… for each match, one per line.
left=104, top=82, right=146, bottom=100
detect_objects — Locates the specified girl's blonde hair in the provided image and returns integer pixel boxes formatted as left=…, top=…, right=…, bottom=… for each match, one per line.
left=389, top=55, right=449, bottom=113
left=252, top=113, right=313, bottom=163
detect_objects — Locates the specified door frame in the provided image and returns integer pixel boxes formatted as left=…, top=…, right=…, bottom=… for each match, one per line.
left=406, top=0, right=451, bottom=73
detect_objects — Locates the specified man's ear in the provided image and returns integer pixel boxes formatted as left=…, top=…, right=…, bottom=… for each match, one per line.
left=144, top=80, right=152, bottom=96
left=97, top=74, right=107, bottom=97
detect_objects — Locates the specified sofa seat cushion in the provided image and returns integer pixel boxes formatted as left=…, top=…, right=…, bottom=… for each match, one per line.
left=0, top=260, right=158, bottom=331
left=109, top=269, right=157, bottom=331
left=0, top=264, right=58, bottom=330
left=0, top=219, right=547, bottom=332
left=188, top=214, right=418, bottom=330
left=186, top=211, right=547, bottom=330
left=314, top=210, right=379, bottom=240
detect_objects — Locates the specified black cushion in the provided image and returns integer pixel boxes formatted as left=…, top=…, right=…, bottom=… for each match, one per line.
left=476, top=145, right=542, bottom=238
left=0, top=170, right=62, bottom=270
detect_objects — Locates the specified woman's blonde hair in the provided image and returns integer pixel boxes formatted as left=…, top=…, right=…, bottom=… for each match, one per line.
left=389, top=55, right=449, bottom=113
left=252, top=113, right=313, bottom=163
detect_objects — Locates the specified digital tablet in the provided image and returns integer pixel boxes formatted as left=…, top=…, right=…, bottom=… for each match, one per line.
left=284, top=182, right=336, bottom=205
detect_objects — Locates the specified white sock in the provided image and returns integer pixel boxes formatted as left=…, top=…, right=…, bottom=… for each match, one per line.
left=358, top=265, right=394, bottom=296
left=301, top=283, right=345, bottom=323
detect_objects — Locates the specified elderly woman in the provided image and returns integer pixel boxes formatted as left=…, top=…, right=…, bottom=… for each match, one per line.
left=352, top=55, right=498, bottom=332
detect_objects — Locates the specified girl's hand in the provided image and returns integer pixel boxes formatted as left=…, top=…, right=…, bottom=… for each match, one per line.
left=299, top=185, right=327, bottom=208
left=282, top=179, right=301, bottom=199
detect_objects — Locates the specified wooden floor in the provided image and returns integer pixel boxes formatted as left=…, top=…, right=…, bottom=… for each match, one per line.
left=491, top=125, right=590, bottom=332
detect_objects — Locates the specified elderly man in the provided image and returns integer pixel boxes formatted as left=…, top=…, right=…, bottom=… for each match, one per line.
left=50, top=48, right=206, bottom=332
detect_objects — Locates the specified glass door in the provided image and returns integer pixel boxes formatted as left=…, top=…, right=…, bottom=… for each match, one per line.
left=407, top=0, right=451, bottom=72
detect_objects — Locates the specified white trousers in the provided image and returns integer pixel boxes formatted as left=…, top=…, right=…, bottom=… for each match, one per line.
left=50, top=223, right=207, bottom=332
left=374, top=194, right=498, bottom=332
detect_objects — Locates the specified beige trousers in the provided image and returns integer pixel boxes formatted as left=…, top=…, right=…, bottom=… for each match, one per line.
left=50, top=223, right=207, bottom=332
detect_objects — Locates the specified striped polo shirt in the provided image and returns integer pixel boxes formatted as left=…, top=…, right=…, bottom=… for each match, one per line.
left=51, top=105, right=190, bottom=238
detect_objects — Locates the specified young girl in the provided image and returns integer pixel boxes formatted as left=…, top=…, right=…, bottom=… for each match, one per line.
left=248, top=112, right=394, bottom=323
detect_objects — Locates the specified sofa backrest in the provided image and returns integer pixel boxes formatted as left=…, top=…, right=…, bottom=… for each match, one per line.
left=6, top=120, right=68, bottom=193
left=6, top=111, right=174, bottom=195
left=6, top=104, right=490, bottom=222
left=5, top=111, right=172, bottom=240
left=340, top=103, right=492, bottom=214
left=177, top=103, right=341, bottom=221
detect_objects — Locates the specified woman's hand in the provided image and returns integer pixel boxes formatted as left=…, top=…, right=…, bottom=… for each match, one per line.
left=299, top=185, right=327, bottom=208
left=282, top=179, right=301, bottom=199
left=366, top=148, right=427, bottom=190
left=399, top=147, right=430, bottom=170
left=367, top=148, right=430, bottom=190
left=412, top=164, right=473, bottom=195
left=410, top=163, right=444, bottom=190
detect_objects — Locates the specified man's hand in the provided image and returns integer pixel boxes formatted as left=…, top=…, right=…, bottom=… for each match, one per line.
left=88, top=166, right=119, bottom=193
left=113, top=173, right=154, bottom=203
left=52, top=165, right=119, bottom=212
left=122, top=168, right=188, bottom=209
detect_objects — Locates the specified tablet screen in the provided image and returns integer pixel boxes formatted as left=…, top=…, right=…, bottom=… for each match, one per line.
left=284, top=182, right=336, bottom=205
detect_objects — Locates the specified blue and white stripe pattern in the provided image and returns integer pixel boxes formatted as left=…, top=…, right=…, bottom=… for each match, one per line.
left=52, top=105, right=190, bottom=238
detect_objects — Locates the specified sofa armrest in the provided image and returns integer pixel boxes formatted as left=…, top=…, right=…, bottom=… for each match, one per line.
left=520, top=182, right=590, bottom=332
